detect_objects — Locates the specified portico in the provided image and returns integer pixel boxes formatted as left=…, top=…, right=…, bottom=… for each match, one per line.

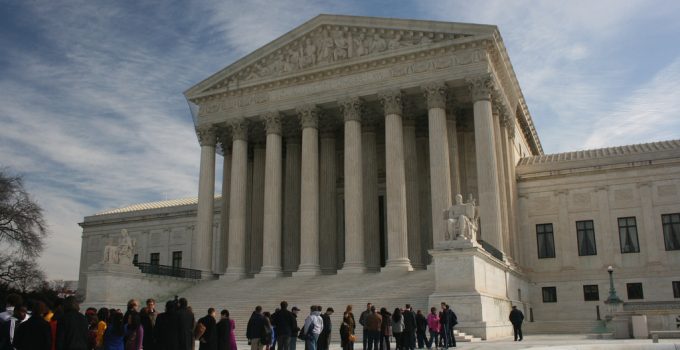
left=184, top=15, right=540, bottom=278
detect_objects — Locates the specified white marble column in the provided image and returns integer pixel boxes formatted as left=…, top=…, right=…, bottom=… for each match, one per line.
left=362, top=116, right=380, bottom=272
left=225, top=119, right=249, bottom=279
left=319, top=125, right=338, bottom=274
left=379, top=89, right=413, bottom=272
left=294, top=104, right=321, bottom=276
left=258, top=112, right=284, bottom=277
left=446, top=100, right=462, bottom=198
left=492, top=105, right=510, bottom=255
left=467, top=75, right=504, bottom=252
left=422, top=82, right=452, bottom=246
left=218, top=131, right=231, bottom=274
left=339, top=97, right=367, bottom=273
left=250, top=143, right=266, bottom=274
left=283, top=134, right=302, bottom=273
left=193, top=126, right=217, bottom=277
left=501, top=113, right=519, bottom=261
left=403, top=112, right=423, bottom=269
left=416, top=128, right=432, bottom=265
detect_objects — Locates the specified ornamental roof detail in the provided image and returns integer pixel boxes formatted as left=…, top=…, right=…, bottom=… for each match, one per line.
left=518, top=139, right=680, bottom=166
left=184, top=15, right=493, bottom=100
left=93, top=196, right=220, bottom=216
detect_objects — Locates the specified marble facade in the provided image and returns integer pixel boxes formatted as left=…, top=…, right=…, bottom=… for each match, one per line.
left=78, top=15, right=680, bottom=339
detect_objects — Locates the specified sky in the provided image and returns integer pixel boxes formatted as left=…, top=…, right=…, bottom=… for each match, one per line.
left=1, top=1, right=680, bottom=281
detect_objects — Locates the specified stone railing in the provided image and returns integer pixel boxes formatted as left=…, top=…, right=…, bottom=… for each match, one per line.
left=134, top=262, right=202, bottom=279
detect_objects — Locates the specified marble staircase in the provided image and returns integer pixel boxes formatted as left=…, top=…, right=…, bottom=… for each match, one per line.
left=177, top=269, right=479, bottom=342
left=523, top=320, right=605, bottom=335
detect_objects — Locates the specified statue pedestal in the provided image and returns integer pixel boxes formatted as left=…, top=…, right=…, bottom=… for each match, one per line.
left=428, top=243, right=527, bottom=340
left=84, top=263, right=196, bottom=309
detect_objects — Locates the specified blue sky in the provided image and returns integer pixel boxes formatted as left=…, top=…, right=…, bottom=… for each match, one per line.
left=1, top=1, right=679, bottom=280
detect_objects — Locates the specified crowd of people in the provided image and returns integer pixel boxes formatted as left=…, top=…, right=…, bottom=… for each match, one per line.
left=244, top=301, right=460, bottom=350
left=0, top=293, right=236, bottom=350
left=0, top=291, right=528, bottom=350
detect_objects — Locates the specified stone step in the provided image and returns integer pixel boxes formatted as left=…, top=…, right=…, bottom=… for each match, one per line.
left=523, top=320, right=604, bottom=334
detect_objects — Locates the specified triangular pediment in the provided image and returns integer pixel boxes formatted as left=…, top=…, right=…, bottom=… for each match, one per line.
left=185, top=14, right=497, bottom=100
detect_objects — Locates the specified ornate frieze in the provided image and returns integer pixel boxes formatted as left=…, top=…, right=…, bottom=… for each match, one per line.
left=422, top=82, right=448, bottom=109
left=378, top=89, right=403, bottom=116
left=196, top=126, right=217, bottom=147
left=263, top=111, right=283, bottom=135
left=339, top=97, right=363, bottom=123
left=296, top=104, right=320, bottom=129
left=229, top=118, right=249, bottom=141
left=467, top=74, right=495, bottom=102
left=206, top=25, right=474, bottom=92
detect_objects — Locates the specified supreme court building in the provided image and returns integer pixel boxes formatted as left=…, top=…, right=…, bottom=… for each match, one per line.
left=79, top=15, right=680, bottom=338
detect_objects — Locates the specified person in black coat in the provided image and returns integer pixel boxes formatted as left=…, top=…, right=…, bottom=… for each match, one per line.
left=12, top=304, right=51, bottom=350
left=154, top=300, right=181, bottom=350
left=508, top=306, right=524, bottom=341
left=272, top=301, right=296, bottom=350
left=141, top=299, right=158, bottom=350
left=216, top=310, right=232, bottom=350
left=402, top=305, right=416, bottom=350
left=198, top=308, right=218, bottom=350
left=246, top=306, right=265, bottom=350
left=317, top=308, right=333, bottom=350
left=177, top=298, right=195, bottom=350
left=414, top=310, right=427, bottom=349
left=56, top=296, right=89, bottom=350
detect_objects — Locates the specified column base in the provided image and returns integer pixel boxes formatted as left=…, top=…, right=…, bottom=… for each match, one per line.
left=222, top=267, right=247, bottom=280
left=255, top=266, right=283, bottom=278
left=382, top=259, right=414, bottom=272
left=292, top=264, right=321, bottom=276
left=338, top=262, right=367, bottom=274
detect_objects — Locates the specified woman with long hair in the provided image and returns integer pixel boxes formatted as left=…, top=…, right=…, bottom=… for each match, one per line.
left=391, top=308, right=404, bottom=350
left=124, top=311, right=144, bottom=350
left=379, top=307, right=392, bottom=350
left=340, top=305, right=355, bottom=350
left=103, top=311, right=125, bottom=350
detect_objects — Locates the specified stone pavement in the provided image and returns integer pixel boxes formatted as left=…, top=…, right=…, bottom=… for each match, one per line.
left=222, top=335, right=680, bottom=350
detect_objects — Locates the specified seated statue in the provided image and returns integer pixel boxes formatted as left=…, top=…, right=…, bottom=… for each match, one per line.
left=101, top=229, right=136, bottom=265
left=444, top=194, right=479, bottom=242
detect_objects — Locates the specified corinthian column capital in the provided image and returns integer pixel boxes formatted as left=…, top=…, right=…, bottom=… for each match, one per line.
left=217, top=127, right=231, bottom=151
left=378, top=89, right=403, bottom=116
left=296, top=104, right=320, bottom=129
left=339, top=96, right=363, bottom=123
left=196, top=125, right=217, bottom=147
left=229, top=118, right=249, bottom=141
left=263, top=111, right=283, bottom=135
left=467, top=74, right=495, bottom=102
left=421, top=81, right=447, bottom=109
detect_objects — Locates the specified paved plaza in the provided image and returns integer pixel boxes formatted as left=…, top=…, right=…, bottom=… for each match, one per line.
left=226, top=336, right=679, bottom=350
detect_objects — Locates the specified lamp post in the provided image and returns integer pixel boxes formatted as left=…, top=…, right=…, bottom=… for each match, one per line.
left=604, top=265, right=622, bottom=321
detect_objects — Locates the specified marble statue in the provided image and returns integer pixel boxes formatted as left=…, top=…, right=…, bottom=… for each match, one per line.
left=444, top=194, right=479, bottom=241
left=102, top=229, right=136, bottom=265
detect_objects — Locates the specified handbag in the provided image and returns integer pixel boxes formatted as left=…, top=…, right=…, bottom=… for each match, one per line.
left=349, top=334, right=356, bottom=342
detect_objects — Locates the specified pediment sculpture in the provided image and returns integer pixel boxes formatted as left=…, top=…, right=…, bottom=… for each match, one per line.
left=207, top=25, right=473, bottom=92
left=102, top=228, right=136, bottom=266
left=444, top=194, right=479, bottom=242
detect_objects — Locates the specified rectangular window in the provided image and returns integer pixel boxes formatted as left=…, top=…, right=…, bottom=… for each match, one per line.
left=673, top=281, right=680, bottom=298
left=583, top=285, right=599, bottom=301
left=172, top=251, right=182, bottom=269
left=150, top=253, right=160, bottom=266
left=662, top=213, right=680, bottom=251
left=576, top=220, right=597, bottom=256
left=618, top=217, right=640, bottom=253
left=542, top=287, right=557, bottom=303
left=626, top=283, right=644, bottom=300
left=536, top=224, right=556, bottom=259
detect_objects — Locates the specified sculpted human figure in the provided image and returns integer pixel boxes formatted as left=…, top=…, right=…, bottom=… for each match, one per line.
left=333, top=30, right=349, bottom=61
left=101, top=228, right=136, bottom=265
left=302, top=38, right=317, bottom=68
left=317, top=29, right=334, bottom=63
left=370, top=33, right=387, bottom=53
left=352, top=33, right=369, bottom=57
left=444, top=194, right=479, bottom=241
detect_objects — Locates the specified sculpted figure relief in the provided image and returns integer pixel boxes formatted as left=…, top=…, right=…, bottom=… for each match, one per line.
left=102, top=229, right=136, bottom=265
left=444, top=194, right=479, bottom=242
left=211, top=26, right=458, bottom=88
